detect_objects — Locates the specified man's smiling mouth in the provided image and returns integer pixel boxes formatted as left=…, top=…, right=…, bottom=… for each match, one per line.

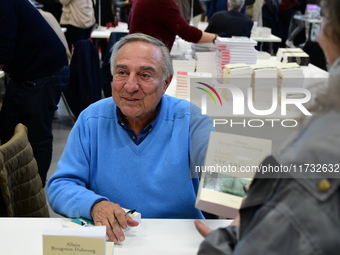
left=125, top=97, right=139, bottom=101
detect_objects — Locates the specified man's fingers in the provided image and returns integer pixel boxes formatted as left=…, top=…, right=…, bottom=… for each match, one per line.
left=98, top=217, right=119, bottom=243
left=114, top=210, right=128, bottom=230
left=90, top=201, right=131, bottom=243
left=127, top=217, right=139, bottom=227
left=194, top=220, right=212, bottom=237
left=112, top=221, right=125, bottom=242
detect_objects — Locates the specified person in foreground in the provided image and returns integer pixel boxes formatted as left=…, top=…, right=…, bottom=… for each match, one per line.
left=47, top=33, right=214, bottom=243
left=195, top=0, right=340, bottom=253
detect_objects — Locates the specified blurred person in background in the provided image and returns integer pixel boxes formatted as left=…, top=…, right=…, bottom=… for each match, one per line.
left=128, top=0, right=217, bottom=51
left=0, top=0, right=69, bottom=186
left=201, top=0, right=212, bottom=22
left=60, top=0, right=96, bottom=51
left=246, top=0, right=263, bottom=26
left=205, top=0, right=254, bottom=38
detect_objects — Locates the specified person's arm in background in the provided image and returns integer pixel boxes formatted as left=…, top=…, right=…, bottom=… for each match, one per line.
left=160, top=0, right=217, bottom=44
left=197, top=31, right=217, bottom=43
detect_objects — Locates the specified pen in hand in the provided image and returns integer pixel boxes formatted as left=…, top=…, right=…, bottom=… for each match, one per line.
left=114, top=209, right=136, bottom=224
left=124, top=209, right=136, bottom=217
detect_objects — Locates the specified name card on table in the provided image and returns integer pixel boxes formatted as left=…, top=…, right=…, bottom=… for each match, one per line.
left=43, top=226, right=107, bottom=255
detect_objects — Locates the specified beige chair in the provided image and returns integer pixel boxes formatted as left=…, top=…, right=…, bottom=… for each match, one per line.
left=0, top=123, right=49, bottom=217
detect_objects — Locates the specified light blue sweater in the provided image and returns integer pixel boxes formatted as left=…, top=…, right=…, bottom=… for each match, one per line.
left=47, top=95, right=214, bottom=219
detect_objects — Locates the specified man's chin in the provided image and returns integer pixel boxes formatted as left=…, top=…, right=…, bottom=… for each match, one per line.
left=120, top=108, right=141, bottom=118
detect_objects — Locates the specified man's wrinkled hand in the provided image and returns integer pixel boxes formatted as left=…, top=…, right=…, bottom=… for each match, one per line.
left=91, top=200, right=139, bottom=243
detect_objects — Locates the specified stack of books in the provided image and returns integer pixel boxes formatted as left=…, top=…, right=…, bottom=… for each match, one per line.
left=221, top=63, right=253, bottom=101
left=276, top=48, right=310, bottom=66
left=223, top=63, right=253, bottom=78
left=172, top=59, right=196, bottom=75
left=215, top=37, right=258, bottom=78
left=276, top=62, right=304, bottom=79
left=276, top=62, right=305, bottom=109
left=176, top=71, right=212, bottom=99
left=250, top=63, right=278, bottom=104
left=196, top=51, right=218, bottom=77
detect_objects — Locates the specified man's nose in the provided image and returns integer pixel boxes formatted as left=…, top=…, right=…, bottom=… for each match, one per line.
left=124, top=74, right=139, bottom=93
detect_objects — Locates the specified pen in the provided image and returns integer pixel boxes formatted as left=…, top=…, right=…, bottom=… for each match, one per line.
left=113, top=209, right=136, bottom=224
left=124, top=209, right=136, bottom=217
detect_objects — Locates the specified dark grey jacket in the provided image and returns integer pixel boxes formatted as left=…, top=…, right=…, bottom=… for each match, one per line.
left=198, top=58, right=340, bottom=254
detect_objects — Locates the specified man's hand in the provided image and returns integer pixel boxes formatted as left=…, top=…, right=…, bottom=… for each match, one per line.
left=91, top=200, right=139, bottom=243
left=194, top=220, right=213, bottom=237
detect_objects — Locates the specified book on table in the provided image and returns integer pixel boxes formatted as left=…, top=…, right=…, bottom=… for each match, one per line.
left=63, top=208, right=141, bottom=229
left=195, top=132, right=272, bottom=218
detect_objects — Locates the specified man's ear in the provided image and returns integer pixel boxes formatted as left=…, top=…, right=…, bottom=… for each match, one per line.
left=163, top=75, right=173, bottom=93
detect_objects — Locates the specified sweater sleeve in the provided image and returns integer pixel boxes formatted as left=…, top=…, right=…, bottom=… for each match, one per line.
left=189, top=103, right=215, bottom=177
left=47, top=114, right=109, bottom=219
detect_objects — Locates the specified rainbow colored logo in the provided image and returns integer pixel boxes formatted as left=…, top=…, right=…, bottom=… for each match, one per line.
left=196, top=82, right=223, bottom=106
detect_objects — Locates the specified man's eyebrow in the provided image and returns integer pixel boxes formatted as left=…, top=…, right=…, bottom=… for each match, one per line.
left=115, top=64, right=128, bottom=69
left=140, top=66, right=156, bottom=72
left=114, top=65, right=156, bottom=73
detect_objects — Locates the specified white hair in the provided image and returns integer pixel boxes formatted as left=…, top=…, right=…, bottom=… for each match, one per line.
left=229, top=0, right=245, bottom=10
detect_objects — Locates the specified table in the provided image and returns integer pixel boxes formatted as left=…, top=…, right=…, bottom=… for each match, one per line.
left=293, top=14, right=322, bottom=43
left=251, top=34, right=282, bottom=55
left=91, top=22, right=129, bottom=39
left=250, top=34, right=282, bottom=44
left=293, top=14, right=322, bottom=24
left=0, top=218, right=231, bottom=255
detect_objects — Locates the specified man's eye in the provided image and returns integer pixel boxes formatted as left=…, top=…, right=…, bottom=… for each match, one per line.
left=140, top=73, right=151, bottom=79
left=118, top=71, right=127, bottom=75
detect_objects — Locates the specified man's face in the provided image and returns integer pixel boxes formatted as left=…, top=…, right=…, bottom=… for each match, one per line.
left=111, top=41, right=171, bottom=120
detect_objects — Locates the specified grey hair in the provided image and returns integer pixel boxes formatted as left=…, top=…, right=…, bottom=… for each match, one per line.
left=229, top=0, right=245, bottom=10
left=110, top=33, right=174, bottom=81
left=306, top=0, right=340, bottom=113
